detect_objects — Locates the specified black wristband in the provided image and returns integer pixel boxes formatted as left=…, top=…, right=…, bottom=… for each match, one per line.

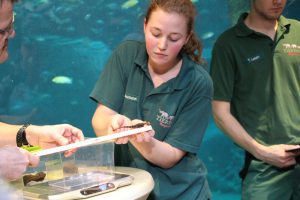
left=16, top=124, right=31, bottom=147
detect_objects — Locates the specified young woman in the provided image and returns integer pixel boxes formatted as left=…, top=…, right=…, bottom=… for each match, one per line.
left=90, top=0, right=212, bottom=199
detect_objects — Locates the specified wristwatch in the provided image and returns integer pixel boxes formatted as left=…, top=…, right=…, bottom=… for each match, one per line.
left=16, top=124, right=31, bottom=147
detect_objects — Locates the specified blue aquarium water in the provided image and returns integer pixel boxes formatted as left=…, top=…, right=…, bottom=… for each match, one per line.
left=1, top=0, right=299, bottom=199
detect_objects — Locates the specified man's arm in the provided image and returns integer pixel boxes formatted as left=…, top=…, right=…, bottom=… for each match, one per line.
left=0, top=122, right=22, bottom=146
left=0, top=122, right=84, bottom=156
left=212, top=100, right=299, bottom=168
left=0, top=122, right=83, bottom=180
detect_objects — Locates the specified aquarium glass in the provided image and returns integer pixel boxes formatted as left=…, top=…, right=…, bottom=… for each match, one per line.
left=1, top=0, right=299, bottom=199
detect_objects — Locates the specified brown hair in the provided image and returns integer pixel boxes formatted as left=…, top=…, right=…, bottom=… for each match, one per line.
left=145, top=0, right=204, bottom=64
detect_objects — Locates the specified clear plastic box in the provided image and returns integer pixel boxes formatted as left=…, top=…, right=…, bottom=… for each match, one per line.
left=13, top=141, right=120, bottom=199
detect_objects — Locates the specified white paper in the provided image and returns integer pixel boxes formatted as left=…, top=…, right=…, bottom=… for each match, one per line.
left=33, top=125, right=152, bottom=157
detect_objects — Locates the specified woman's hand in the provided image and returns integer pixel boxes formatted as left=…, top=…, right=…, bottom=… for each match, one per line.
left=108, top=114, right=132, bottom=144
left=108, top=115, right=154, bottom=144
left=129, top=119, right=155, bottom=143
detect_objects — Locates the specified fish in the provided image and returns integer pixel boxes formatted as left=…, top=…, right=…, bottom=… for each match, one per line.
left=201, top=31, right=215, bottom=40
left=38, top=0, right=49, bottom=4
left=84, top=14, right=91, bottom=20
left=121, top=0, right=138, bottom=9
left=52, top=76, right=73, bottom=84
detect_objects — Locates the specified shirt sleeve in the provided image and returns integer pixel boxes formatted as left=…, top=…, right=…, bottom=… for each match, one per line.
left=210, top=40, right=236, bottom=102
left=165, top=71, right=213, bottom=153
left=90, top=45, right=128, bottom=112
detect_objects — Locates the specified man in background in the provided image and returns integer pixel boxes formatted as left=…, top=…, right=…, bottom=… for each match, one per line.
left=0, top=0, right=84, bottom=181
left=210, top=0, right=300, bottom=199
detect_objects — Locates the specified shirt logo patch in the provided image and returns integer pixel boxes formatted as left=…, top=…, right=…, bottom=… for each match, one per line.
left=282, top=43, right=300, bottom=56
left=156, top=109, right=174, bottom=128
left=124, top=94, right=137, bottom=101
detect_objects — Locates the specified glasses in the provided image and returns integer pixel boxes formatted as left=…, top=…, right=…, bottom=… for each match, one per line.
left=0, top=15, right=14, bottom=35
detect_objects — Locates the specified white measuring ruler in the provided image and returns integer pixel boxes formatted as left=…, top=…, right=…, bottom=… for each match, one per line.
left=33, top=125, right=152, bottom=157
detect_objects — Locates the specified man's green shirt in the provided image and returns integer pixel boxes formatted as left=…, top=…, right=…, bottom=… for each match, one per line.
left=211, top=13, right=300, bottom=145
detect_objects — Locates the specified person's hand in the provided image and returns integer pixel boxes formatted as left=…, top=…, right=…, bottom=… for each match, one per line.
left=129, top=119, right=155, bottom=143
left=0, top=146, right=39, bottom=181
left=257, top=144, right=300, bottom=168
left=26, top=124, right=84, bottom=157
left=108, top=114, right=132, bottom=144
left=108, top=115, right=154, bottom=144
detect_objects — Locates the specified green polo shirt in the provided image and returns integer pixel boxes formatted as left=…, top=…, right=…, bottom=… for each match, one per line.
left=210, top=13, right=300, bottom=145
left=90, top=40, right=212, bottom=200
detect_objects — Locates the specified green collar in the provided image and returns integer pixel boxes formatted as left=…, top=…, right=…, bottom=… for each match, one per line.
left=235, top=13, right=291, bottom=37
